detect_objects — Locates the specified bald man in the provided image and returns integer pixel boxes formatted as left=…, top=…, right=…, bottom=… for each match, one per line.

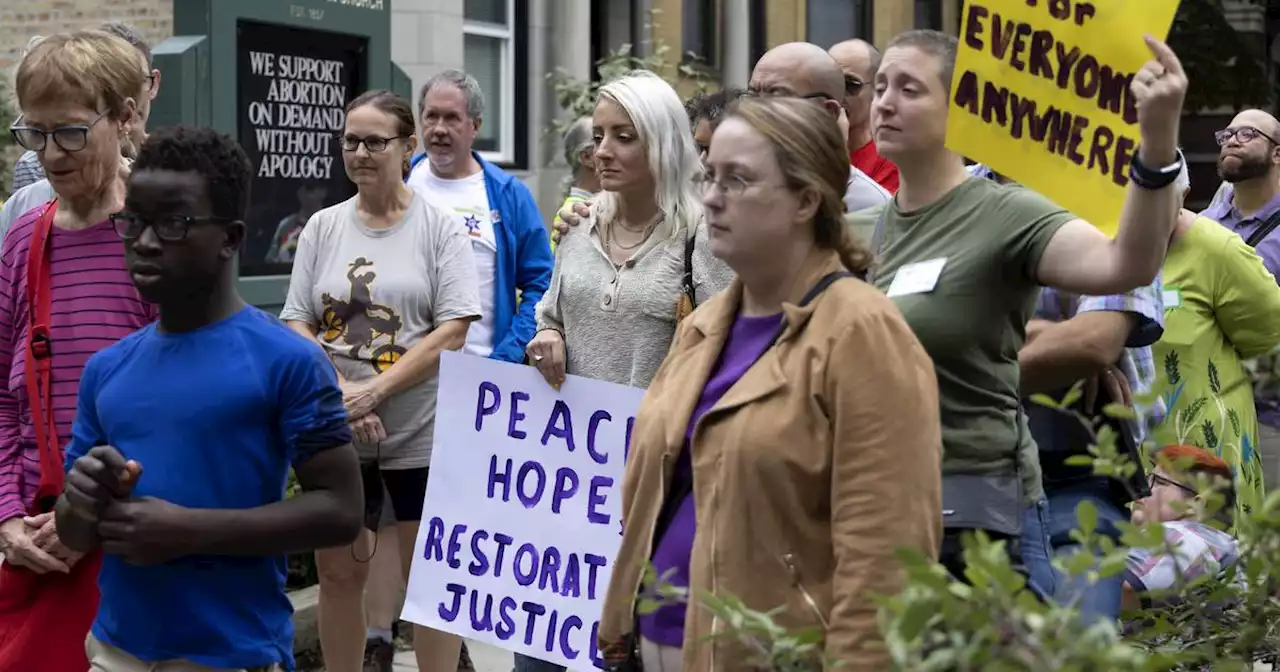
left=1201, top=109, right=1280, bottom=274
left=1200, top=108, right=1280, bottom=495
left=830, top=39, right=899, bottom=193
left=749, top=42, right=890, bottom=213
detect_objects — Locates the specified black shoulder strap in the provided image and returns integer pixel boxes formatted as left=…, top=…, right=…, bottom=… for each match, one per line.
left=766, top=271, right=853, bottom=348
left=681, top=230, right=697, bottom=306
left=650, top=270, right=854, bottom=547
left=1245, top=209, right=1280, bottom=248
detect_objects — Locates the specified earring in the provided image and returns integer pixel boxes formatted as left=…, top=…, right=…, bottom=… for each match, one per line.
left=120, top=133, right=137, bottom=160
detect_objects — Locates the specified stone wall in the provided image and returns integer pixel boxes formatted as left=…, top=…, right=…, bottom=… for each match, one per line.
left=0, top=0, right=173, bottom=72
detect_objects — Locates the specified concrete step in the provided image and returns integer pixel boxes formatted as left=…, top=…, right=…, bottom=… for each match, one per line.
left=392, top=640, right=515, bottom=671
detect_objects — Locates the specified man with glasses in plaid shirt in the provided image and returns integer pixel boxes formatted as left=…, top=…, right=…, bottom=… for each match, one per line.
left=1020, top=272, right=1166, bottom=623
left=1, top=22, right=160, bottom=242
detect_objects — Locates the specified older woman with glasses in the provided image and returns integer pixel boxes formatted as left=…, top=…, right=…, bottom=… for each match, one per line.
left=1, top=21, right=159, bottom=243
left=281, top=89, right=481, bottom=672
left=0, top=29, right=156, bottom=672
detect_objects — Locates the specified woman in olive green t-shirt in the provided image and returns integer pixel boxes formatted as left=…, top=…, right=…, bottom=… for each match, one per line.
left=848, top=29, right=1189, bottom=573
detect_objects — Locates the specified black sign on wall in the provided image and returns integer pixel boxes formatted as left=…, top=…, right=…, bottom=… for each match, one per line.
left=236, top=20, right=367, bottom=277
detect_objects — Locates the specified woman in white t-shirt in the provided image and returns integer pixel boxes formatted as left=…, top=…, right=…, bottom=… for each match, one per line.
left=280, top=89, right=481, bottom=672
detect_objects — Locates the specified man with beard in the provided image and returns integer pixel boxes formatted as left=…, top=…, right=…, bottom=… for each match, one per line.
left=1200, top=108, right=1280, bottom=495
left=1202, top=109, right=1280, bottom=277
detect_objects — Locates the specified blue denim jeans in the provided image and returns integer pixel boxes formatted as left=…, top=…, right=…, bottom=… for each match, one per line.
left=1020, top=498, right=1056, bottom=599
left=513, top=653, right=566, bottom=672
left=1044, top=482, right=1128, bottom=624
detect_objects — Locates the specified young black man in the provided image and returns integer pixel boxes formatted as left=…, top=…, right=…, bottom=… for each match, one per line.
left=53, top=125, right=362, bottom=671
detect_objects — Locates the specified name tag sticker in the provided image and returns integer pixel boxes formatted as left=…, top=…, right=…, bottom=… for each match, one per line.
left=1162, top=288, right=1181, bottom=310
left=887, top=258, right=947, bottom=298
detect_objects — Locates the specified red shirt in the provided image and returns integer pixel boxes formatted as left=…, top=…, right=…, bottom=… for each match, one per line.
left=850, top=140, right=899, bottom=194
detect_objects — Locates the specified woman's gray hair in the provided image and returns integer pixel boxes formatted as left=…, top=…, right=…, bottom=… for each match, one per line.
left=593, top=70, right=703, bottom=241
left=98, top=21, right=152, bottom=64
left=563, top=117, right=594, bottom=170
left=418, top=69, right=485, bottom=121
left=22, top=35, right=44, bottom=58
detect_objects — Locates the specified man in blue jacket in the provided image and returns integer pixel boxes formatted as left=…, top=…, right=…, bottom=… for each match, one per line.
left=398, top=69, right=554, bottom=672
left=407, top=69, right=554, bottom=365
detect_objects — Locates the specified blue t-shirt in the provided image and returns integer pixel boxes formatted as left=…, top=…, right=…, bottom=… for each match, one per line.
left=65, top=306, right=351, bottom=670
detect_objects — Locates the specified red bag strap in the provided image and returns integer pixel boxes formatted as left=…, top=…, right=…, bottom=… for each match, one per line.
left=24, top=199, right=61, bottom=514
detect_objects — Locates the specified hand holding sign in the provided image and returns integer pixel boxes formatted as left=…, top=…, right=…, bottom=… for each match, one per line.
left=1131, top=35, right=1188, bottom=165
left=946, top=0, right=1181, bottom=234
left=403, top=353, right=640, bottom=670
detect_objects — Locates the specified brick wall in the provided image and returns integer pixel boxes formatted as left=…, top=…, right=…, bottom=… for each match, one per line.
left=0, top=0, right=174, bottom=72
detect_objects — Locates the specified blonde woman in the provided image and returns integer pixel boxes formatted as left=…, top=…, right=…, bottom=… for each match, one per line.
left=520, top=69, right=732, bottom=672
left=599, top=97, right=941, bottom=671
left=526, top=71, right=732, bottom=389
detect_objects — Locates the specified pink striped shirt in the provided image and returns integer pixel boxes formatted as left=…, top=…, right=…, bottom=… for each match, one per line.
left=0, top=205, right=156, bottom=523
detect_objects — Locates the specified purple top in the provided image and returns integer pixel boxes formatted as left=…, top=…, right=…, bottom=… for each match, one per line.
left=0, top=206, right=157, bottom=523
left=638, top=311, right=784, bottom=648
left=1202, top=193, right=1280, bottom=427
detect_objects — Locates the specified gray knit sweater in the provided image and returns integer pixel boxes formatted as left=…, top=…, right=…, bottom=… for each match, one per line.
left=535, top=215, right=733, bottom=389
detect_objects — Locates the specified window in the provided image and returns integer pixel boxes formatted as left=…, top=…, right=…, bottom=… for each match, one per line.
left=915, top=0, right=943, bottom=30
left=464, top=0, right=517, bottom=164
left=749, top=0, right=767, bottom=66
left=682, top=0, right=717, bottom=67
left=806, top=0, right=873, bottom=48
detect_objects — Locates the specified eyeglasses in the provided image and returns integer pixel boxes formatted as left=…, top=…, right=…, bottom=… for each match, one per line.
left=1214, top=125, right=1278, bottom=147
left=692, top=171, right=782, bottom=198
left=10, top=110, right=109, bottom=153
left=844, top=75, right=865, bottom=96
left=110, top=212, right=233, bottom=242
left=341, top=134, right=407, bottom=153
left=1149, top=472, right=1198, bottom=498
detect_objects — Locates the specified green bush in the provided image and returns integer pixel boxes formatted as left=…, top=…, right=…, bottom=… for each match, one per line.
left=285, top=469, right=319, bottom=589
left=639, top=383, right=1280, bottom=670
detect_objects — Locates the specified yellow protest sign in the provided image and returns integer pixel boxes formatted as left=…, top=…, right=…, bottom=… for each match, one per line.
left=946, top=0, right=1180, bottom=235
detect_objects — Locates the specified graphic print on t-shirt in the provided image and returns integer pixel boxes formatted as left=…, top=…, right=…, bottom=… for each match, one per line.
left=319, top=257, right=406, bottom=373
left=407, top=167, right=498, bottom=358
left=462, top=211, right=482, bottom=236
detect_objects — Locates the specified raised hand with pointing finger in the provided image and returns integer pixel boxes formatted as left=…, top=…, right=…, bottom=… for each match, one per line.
left=1130, top=34, right=1189, bottom=166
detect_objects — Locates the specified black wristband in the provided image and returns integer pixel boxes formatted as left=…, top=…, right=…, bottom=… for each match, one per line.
left=1128, top=148, right=1183, bottom=190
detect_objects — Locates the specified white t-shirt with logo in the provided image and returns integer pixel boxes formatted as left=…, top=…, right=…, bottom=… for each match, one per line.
left=409, top=165, right=497, bottom=357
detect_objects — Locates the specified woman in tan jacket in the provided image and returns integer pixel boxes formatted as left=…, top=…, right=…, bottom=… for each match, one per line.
left=597, top=97, right=943, bottom=671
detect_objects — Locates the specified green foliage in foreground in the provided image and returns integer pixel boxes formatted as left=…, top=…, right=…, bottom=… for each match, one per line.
left=641, top=383, right=1280, bottom=670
